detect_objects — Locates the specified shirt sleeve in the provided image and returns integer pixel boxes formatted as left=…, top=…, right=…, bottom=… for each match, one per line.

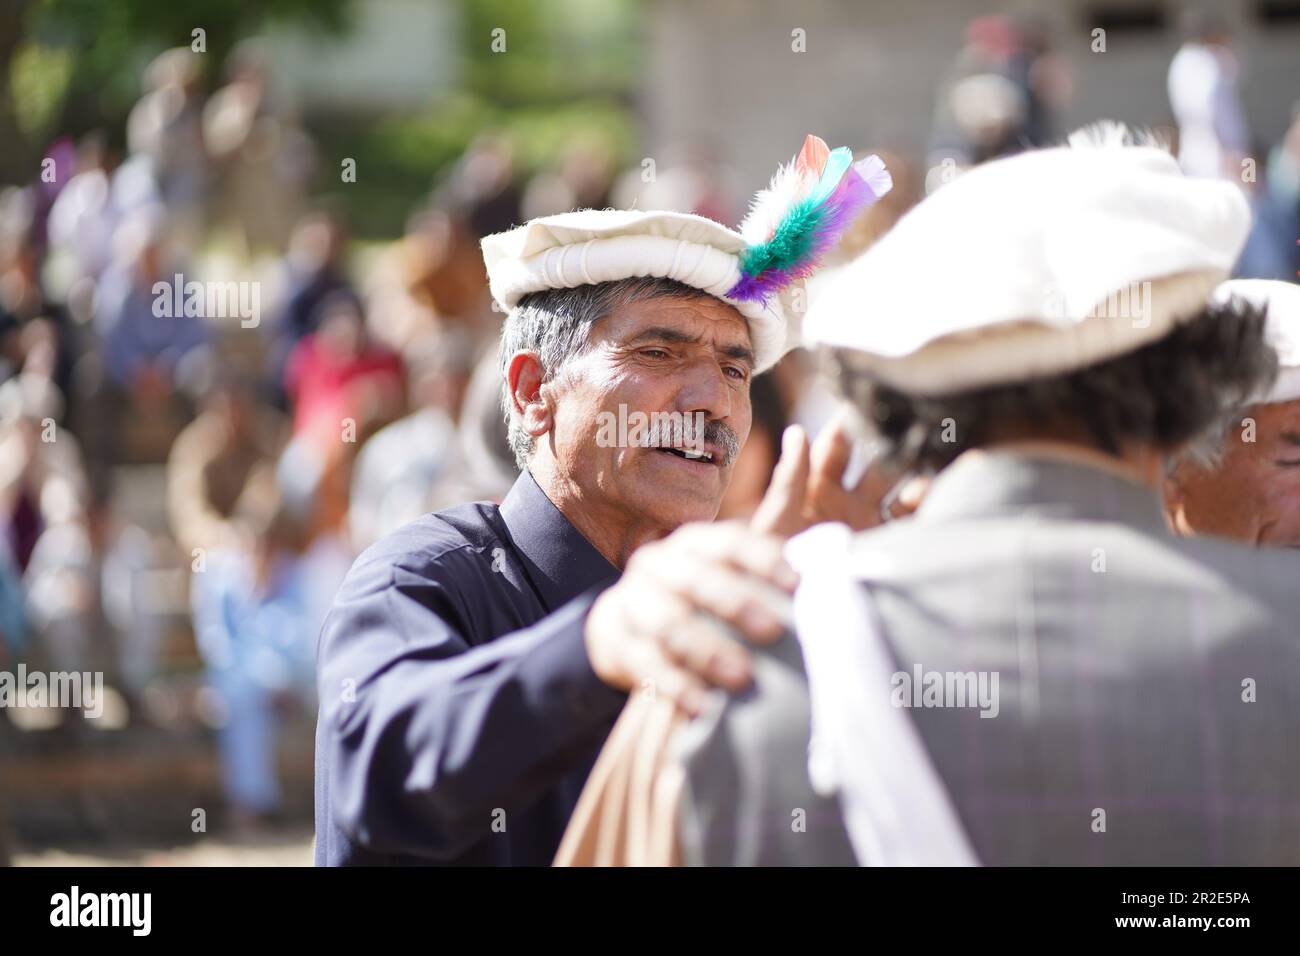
left=316, top=541, right=626, bottom=860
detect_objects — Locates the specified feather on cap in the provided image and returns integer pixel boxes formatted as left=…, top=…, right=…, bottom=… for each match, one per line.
left=730, top=135, right=893, bottom=307
left=481, top=134, right=890, bottom=372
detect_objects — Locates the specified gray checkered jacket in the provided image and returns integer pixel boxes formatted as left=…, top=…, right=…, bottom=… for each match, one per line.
left=677, top=451, right=1300, bottom=865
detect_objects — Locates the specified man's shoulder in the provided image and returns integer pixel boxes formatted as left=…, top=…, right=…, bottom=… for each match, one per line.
left=675, top=632, right=857, bottom=866
left=830, top=510, right=1300, bottom=641
left=344, top=500, right=505, bottom=586
left=844, top=510, right=1300, bottom=581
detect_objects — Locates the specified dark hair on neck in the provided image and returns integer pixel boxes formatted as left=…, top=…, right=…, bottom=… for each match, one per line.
left=827, top=294, right=1277, bottom=474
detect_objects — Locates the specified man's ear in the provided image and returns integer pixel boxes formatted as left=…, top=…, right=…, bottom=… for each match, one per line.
left=506, top=350, right=553, bottom=439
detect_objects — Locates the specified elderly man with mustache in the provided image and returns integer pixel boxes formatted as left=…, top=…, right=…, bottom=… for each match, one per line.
left=313, top=137, right=891, bottom=865
left=1167, top=280, right=1300, bottom=547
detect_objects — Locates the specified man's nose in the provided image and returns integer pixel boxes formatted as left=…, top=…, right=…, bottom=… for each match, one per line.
left=673, top=357, right=734, bottom=421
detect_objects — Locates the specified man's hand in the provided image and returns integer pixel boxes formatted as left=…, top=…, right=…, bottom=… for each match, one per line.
left=585, top=522, right=797, bottom=716
left=752, top=414, right=926, bottom=537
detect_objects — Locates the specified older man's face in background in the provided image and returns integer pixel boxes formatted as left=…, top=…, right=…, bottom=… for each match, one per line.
left=546, top=295, right=754, bottom=530
left=1168, top=400, right=1300, bottom=547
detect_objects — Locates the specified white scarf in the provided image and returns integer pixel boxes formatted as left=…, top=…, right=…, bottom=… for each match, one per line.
left=787, top=522, right=980, bottom=866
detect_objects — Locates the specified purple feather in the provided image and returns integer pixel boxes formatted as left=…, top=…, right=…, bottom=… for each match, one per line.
left=729, top=267, right=797, bottom=304
left=727, top=153, right=892, bottom=306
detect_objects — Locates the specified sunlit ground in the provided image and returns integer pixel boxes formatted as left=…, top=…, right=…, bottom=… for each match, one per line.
left=13, top=827, right=314, bottom=867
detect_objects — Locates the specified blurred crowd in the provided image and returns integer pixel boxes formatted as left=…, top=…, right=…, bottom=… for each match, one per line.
left=1, top=10, right=1298, bottom=836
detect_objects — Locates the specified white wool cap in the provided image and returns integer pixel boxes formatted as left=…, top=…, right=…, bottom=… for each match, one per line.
left=803, top=131, right=1252, bottom=395
left=1213, top=279, right=1300, bottom=404
left=481, top=209, right=800, bottom=373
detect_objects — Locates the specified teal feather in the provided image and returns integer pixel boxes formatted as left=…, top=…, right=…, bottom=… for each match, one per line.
left=737, top=196, right=828, bottom=278
left=807, top=147, right=854, bottom=206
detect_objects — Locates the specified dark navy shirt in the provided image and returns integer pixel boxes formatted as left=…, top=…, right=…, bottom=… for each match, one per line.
left=314, top=470, right=626, bottom=865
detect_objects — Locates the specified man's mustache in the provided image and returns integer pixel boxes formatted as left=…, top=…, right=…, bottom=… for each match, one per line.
left=641, top=415, right=741, bottom=467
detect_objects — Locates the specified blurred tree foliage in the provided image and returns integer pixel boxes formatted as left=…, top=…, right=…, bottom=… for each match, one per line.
left=1, top=0, right=646, bottom=235
left=462, top=0, right=640, bottom=106
left=311, top=0, right=644, bottom=237
left=0, top=0, right=351, bottom=183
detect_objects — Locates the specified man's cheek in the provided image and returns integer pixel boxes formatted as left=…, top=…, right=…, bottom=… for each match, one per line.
left=1261, top=476, right=1300, bottom=519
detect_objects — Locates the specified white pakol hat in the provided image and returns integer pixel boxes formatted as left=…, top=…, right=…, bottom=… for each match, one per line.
left=1213, top=279, right=1300, bottom=404
left=803, top=125, right=1252, bottom=394
left=482, top=136, right=893, bottom=373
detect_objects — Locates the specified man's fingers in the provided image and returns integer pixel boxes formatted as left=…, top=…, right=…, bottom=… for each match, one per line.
left=652, top=601, right=753, bottom=690
left=804, top=412, right=886, bottom=531
left=621, top=636, right=712, bottom=716
left=751, top=424, right=811, bottom=538
left=896, top=474, right=932, bottom=515
left=638, top=554, right=793, bottom=644
left=809, top=414, right=855, bottom=496
left=679, top=521, right=797, bottom=592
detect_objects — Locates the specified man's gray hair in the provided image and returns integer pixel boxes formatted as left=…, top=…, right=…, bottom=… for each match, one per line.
left=498, top=276, right=714, bottom=470
left=1166, top=403, right=1254, bottom=474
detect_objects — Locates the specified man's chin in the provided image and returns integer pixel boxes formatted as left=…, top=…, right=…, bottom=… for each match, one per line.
left=613, top=450, right=729, bottom=524
left=622, top=478, right=723, bottom=529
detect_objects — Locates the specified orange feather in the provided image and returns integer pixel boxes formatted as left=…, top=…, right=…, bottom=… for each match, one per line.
left=795, top=134, right=831, bottom=176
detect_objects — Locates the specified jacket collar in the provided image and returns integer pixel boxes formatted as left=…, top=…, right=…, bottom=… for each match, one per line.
left=915, top=446, right=1170, bottom=534
left=499, top=469, right=619, bottom=608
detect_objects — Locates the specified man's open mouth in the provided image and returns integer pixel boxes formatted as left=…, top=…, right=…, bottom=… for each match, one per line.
left=657, top=446, right=717, bottom=464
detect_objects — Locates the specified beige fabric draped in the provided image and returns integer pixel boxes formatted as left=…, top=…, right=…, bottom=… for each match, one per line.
left=553, top=690, right=689, bottom=866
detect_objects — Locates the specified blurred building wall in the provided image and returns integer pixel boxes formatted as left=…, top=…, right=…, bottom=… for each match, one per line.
left=644, top=0, right=1300, bottom=191
left=269, top=0, right=462, bottom=112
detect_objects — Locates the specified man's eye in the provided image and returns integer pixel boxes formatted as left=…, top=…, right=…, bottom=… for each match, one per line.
left=1274, top=458, right=1300, bottom=468
left=640, top=349, right=669, bottom=360
left=723, top=365, right=748, bottom=381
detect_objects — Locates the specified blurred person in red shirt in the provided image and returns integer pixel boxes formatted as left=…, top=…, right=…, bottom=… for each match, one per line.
left=282, top=290, right=404, bottom=451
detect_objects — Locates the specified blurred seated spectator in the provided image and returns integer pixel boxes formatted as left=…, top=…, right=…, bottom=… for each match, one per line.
left=364, top=207, right=493, bottom=356
left=126, top=48, right=209, bottom=256
left=283, top=290, right=404, bottom=452
left=98, top=510, right=165, bottom=707
left=23, top=474, right=96, bottom=679
left=444, top=132, right=522, bottom=240
left=0, top=200, right=78, bottom=402
left=47, top=132, right=119, bottom=284
left=167, top=367, right=287, bottom=556
left=348, top=330, right=474, bottom=550
left=425, top=347, right=519, bottom=511
left=93, top=207, right=211, bottom=399
left=0, top=542, right=27, bottom=668
left=520, top=137, right=614, bottom=221
left=190, top=466, right=316, bottom=829
left=609, top=141, right=738, bottom=223
left=0, top=373, right=87, bottom=574
left=265, top=210, right=354, bottom=399
left=205, top=40, right=315, bottom=255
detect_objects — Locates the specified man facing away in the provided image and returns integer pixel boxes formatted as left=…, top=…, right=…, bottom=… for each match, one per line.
left=559, top=126, right=1300, bottom=866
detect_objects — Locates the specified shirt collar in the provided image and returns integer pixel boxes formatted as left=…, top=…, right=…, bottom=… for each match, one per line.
left=915, top=446, right=1170, bottom=534
left=499, top=469, right=619, bottom=608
